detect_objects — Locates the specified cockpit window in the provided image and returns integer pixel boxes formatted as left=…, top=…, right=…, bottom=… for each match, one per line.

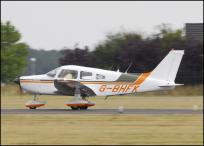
left=58, top=69, right=78, bottom=79
left=80, top=71, right=92, bottom=80
left=46, top=68, right=59, bottom=77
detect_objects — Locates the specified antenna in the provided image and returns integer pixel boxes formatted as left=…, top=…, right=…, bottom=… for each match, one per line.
left=125, top=62, right=132, bottom=73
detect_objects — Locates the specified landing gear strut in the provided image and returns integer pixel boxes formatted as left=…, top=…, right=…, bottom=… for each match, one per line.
left=25, top=94, right=47, bottom=109
left=65, top=85, right=95, bottom=110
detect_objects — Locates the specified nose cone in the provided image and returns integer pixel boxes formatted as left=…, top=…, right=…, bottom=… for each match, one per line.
left=14, top=78, right=20, bottom=85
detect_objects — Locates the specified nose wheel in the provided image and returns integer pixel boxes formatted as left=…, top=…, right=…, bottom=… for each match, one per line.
left=25, top=95, right=47, bottom=109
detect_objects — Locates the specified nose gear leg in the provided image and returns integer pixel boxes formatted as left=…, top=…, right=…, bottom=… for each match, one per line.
left=25, top=94, right=47, bottom=109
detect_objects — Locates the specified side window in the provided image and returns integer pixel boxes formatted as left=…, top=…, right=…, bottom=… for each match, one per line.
left=80, top=71, right=92, bottom=80
left=96, top=74, right=105, bottom=80
left=58, top=69, right=78, bottom=79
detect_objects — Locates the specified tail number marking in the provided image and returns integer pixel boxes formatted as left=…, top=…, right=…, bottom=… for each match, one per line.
left=99, top=84, right=138, bottom=93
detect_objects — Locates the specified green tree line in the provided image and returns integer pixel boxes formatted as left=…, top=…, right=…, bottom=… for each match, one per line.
left=1, top=22, right=203, bottom=85
left=1, top=22, right=28, bottom=82
left=59, top=26, right=203, bottom=85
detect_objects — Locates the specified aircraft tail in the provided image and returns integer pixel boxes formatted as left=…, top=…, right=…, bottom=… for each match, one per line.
left=149, top=49, right=184, bottom=82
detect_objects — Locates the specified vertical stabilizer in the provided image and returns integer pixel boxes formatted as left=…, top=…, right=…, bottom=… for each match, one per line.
left=149, top=49, right=184, bottom=82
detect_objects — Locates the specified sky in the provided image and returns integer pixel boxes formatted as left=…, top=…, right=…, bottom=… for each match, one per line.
left=1, top=1, right=203, bottom=50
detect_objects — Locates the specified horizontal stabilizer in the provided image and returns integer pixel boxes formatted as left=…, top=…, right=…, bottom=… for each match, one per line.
left=158, top=83, right=184, bottom=87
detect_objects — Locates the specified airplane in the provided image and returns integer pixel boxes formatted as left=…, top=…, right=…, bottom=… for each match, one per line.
left=14, top=49, right=184, bottom=110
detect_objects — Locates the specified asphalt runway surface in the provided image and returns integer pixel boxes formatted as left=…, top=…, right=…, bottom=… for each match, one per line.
left=1, top=108, right=203, bottom=115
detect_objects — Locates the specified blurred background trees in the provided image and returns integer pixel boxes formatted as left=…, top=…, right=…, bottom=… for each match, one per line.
left=1, top=22, right=203, bottom=85
left=59, top=47, right=94, bottom=67
left=58, top=25, right=203, bottom=85
left=1, top=22, right=28, bottom=82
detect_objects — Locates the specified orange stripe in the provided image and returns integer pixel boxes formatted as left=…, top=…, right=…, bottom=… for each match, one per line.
left=80, top=82, right=133, bottom=85
left=21, top=80, right=53, bottom=83
left=20, top=73, right=151, bottom=85
left=81, top=73, right=151, bottom=86
left=134, top=72, right=151, bottom=85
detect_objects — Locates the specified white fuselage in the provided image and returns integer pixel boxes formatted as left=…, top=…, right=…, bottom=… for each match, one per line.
left=20, top=65, right=174, bottom=96
left=19, top=50, right=184, bottom=96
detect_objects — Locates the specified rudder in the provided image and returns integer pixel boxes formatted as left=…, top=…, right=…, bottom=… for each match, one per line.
left=149, top=49, right=184, bottom=82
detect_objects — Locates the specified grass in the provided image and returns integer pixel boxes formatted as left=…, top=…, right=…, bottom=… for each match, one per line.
left=1, top=84, right=203, bottom=109
left=136, top=84, right=203, bottom=96
left=1, top=84, right=203, bottom=97
left=1, top=84, right=203, bottom=145
left=1, top=114, right=203, bottom=145
left=1, top=94, right=203, bottom=110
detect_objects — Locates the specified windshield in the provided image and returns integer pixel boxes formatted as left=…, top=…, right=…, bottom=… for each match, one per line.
left=46, top=68, right=59, bottom=77
left=58, top=69, right=78, bottom=79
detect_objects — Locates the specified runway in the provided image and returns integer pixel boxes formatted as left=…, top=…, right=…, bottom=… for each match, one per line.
left=1, top=108, right=203, bottom=115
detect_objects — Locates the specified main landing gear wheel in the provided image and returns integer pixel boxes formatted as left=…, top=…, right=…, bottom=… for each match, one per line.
left=70, top=106, right=88, bottom=110
left=71, top=106, right=80, bottom=110
left=65, top=100, right=95, bottom=110
left=25, top=95, right=47, bottom=109
left=29, top=107, right=37, bottom=109
left=65, top=84, right=95, bottom=110
left=80, top=106, right=88, bottom=110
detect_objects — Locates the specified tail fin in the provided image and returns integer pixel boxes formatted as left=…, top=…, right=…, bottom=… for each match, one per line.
left=150, top=49, right=184, bottom=82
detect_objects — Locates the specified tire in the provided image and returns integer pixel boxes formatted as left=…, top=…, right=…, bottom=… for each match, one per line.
left=29, top=107, right=36, bottom=109
left=71, top=106, right=80, bottom=110
left=80, top=106, right=88, bottom=110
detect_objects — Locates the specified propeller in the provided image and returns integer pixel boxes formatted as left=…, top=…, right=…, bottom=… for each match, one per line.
left=14, top=77, right=23, bottom=94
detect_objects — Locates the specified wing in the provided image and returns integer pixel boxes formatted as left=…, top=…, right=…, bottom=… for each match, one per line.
left=54, top=80, right=96, bottom=97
